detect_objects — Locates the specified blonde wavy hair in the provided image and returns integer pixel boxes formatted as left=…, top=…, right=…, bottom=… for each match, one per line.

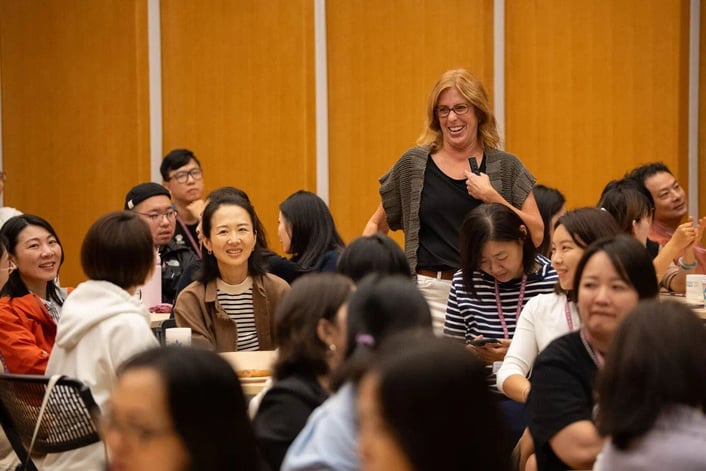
left=417, top=69, right=500, bottom=152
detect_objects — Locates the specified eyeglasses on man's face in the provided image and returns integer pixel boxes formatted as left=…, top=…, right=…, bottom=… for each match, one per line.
left=135, top=209, right=178, bottom=223
left=168, top=168, right=203, bottom=184
left=436, top=103, right=471, bottom=118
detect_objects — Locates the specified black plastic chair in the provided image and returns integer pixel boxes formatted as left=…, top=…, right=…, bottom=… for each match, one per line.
left=0, top=374, right=101, bottom=471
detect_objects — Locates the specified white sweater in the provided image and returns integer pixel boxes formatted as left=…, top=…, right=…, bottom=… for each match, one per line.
left=496, top=292, right=580, bottom=394
left=43, top=280, right=159, bottom=470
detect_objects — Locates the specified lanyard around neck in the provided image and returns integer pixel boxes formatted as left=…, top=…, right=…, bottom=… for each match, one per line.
left=564, top=298, right=575, bottom=331
left=494, top=274, right=527, bottom=340
left=579, top=328, right=604, bottom=368
left=177, top=216, right=202, bottom=259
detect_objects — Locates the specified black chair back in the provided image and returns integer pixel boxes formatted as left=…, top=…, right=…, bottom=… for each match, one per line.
left=0, top=374, right=101, bottom=470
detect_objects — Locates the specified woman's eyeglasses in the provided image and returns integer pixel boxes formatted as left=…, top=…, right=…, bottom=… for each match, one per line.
left=436, top=103, right=471, bottom=118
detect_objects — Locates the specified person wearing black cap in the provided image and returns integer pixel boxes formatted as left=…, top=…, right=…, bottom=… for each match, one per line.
left=125, top=182, right=198, bottom=305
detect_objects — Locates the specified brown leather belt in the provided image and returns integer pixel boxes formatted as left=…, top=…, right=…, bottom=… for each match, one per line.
left=416, top=268, right=456, bottom=281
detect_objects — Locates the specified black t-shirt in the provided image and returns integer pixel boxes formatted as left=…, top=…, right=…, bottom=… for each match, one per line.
left=417, top=156, right=485, bottom=270
left=252, top=373, right=328, bottom=471
left=526, top=332, right=597, bottom=471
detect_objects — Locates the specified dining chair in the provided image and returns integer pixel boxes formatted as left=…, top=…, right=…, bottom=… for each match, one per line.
left=0, top=374, right=101, bottom=471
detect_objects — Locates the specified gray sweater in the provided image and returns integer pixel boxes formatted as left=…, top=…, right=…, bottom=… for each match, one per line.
left=379, top=146, right=535, bottom=274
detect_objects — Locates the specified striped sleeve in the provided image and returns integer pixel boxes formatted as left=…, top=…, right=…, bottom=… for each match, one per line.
left=443, top=272, right=467, bottom=340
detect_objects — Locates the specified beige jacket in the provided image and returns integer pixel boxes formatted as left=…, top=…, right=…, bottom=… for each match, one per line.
left=174, top=274, right=290, bottom=352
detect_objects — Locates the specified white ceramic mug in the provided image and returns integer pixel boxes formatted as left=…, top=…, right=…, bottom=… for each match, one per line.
left=165, top=327, right=192, bottom=347
left=686, top=275, right=706, bottom=303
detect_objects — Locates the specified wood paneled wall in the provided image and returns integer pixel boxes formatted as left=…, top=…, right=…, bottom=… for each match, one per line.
left=0, top=0, right=702, bottom=287
left=698, top=2, right=706, bottom=215
left=506, top=0, right=690, bottom=209
left=160, top=0, right=315, bottom=250
left=0, top=0, right=150, bottom=286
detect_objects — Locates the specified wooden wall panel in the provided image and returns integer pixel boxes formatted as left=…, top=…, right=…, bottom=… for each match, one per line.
left=160, top=0, right=315, bottom=251
left=0, top=0, right=150, bottom=286
left=506, top=0, right=690, bottom=209
left=694, top=2, right=706, bottom=217
left=327, top=0, right=495, bottom=244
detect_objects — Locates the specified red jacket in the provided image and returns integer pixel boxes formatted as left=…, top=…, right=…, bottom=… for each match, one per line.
left=0, top=293, right=66, bottom=374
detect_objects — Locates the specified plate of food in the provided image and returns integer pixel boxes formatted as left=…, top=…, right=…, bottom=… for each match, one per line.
left=237, top=369, right=271, bottom=383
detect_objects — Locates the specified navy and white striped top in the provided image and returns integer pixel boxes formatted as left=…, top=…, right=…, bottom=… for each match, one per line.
left=216, top=277, right=260, bottom=351
left=444, top=255, right=557, bottom=391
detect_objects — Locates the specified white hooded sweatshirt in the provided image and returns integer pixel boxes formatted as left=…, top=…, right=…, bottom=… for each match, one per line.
left=43, top=280, right=159, bottom=470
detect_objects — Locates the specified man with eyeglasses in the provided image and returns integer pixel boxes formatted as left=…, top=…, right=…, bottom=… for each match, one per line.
left=124, top=183, right=198, bottom=305
left=160, top=149, right=205, bottom=258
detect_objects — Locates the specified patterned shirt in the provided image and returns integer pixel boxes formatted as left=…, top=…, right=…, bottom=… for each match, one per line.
left=216, top=277, right=259, bottom=351
left=444, top=255, right=557, bottom=391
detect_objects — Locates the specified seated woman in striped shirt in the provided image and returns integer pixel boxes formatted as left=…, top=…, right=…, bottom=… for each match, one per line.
left=174, top=194, right=290, bottom=351
left=444, top=203, right=557, bottom=445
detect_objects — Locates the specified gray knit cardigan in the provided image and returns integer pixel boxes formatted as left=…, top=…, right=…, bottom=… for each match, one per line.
left=379, top=146, right=536, bottom=274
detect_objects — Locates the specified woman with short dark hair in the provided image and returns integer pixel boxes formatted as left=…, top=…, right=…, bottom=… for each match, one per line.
left=526, top=235, right=659, bottom=471
left=336, top=233, right=411, bottom=283
left=253, top=273, right=353, bottom=470
left=0, top=214, right=68, bottom=374
left=594, top=300, right=706, bottom=470
left=44, top=211, right=159, bottom=469
left=104, top=346, right=262, bottom=471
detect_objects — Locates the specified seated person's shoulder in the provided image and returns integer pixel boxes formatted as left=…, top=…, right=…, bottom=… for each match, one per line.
left=264, top=273, right=291, bottom=291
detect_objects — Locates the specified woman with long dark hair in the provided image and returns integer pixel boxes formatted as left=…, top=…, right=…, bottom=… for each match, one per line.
left=174, top=195, right=289, bottom=351
left=0, top=214, right=67, bottom=373
left=444, top=203, right=557, bottom=444
left=276, top=190, right=345, bottom=283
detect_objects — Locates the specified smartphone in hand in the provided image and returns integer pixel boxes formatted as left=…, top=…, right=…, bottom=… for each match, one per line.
left=468, top=337, right=500, bottom=347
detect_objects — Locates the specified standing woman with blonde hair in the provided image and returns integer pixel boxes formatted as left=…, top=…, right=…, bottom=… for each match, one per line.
left=364, top=69, right=543, bottom=333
